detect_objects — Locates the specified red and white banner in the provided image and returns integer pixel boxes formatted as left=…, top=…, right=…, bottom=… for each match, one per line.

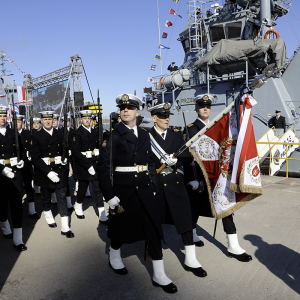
left=189, top=94, right=262, bottom=219
left=17, top=86, right=26, bottom=103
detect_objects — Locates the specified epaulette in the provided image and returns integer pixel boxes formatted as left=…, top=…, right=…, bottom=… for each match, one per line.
left=106, top=128, right=114, bottom=132
left=188, top=123, right=194, bottom=127
left=141, top=127, right=148, bottom=132
left=173, top=129, right=180, bottom=132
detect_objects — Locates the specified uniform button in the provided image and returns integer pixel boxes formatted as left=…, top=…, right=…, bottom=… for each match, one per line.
left=163, top=174, right=165, bottom=176
left=135, top=175, right=137, bottom=177
left=96, top=161, right=98, bottom=163
left=51, top=168, right=53, bottom=170
left=26, top=140, right=27, bottom=142
left=164, top=184, right=167, bottom=186
left=135, top=152, right=137, bottom=154
left=176, top=172, right=178, bottom=174
left=58, top=144, right=60, bottom=146
left=49, top=153, right=51, bottom=155
left=1, top=145, right=3, bottom=147
left=177, top=182, right=179, bottom=184
left=148, top=183, right=149, bottom=186
left=48, top=145, right=50, bottom=147
left=134, top=163, right=136, bottom=166
left=57, top=152, right=59, bottom=154
left=146, top=173, right=149, bottom=175
left=147, top=151, right=148, bottom=153
left=136, top=186, right=138, bottom=189
left=14, top=171, right=16, bottom=173
left=2, top=154, right=4, bottom=156
left=59, top=166, right=61, bottom=168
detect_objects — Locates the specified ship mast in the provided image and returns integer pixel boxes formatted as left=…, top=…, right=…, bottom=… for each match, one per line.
left=157, top=0, right=162, bottom=75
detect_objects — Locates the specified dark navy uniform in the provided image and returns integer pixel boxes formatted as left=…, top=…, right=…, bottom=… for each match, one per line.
left=0, top=128, right=25, bottom=229
left=96, top=122, right=163, bottom=255
left=149, top=127, right=194, bottom=237
left=19, top=129, right=38, bottom=216
left=30, top=127, right=69, bottom=217
left=271, top=115, right=286, bottom=131
left=70, top=125, right=104, bottom=211
left=186, top=118, right=236, bottom=234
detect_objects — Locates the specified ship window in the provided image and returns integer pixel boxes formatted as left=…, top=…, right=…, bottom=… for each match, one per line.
left=181, top=38, right=190, bottom=53
left=210, top=25, right=225, bottom=43
left=14, top=89, right=17, bottom=93
left=226, top=22, right=242, bottom=39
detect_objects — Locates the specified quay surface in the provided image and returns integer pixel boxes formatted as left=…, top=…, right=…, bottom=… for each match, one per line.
left=0, top=176, right=299, bottom=300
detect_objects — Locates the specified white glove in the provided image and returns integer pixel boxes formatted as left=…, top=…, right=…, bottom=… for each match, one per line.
left=188, top=180, right=199, bottom=190
left=1, top=167, right=15, bottom=179
left=27, top=151, right=31, bottom=161
left=61, top=158, right=68, bottom=165
left=160, top=154, right=177, bottom=166
left=107, top=196, right=120, bottom=210
left=47, top=171, right=60, bottom=183
left=69, top=150, right=71, bottom=156
left=16, top=160, right=24, bottom=169
left=88, top=166, right=96, bottom=176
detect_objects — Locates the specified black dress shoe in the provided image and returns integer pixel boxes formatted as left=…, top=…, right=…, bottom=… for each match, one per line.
left=99, top=219, right=109, bottom=225
left=13, top=244, right=27, bottom=252
left=48, top=223, right=57, bottom=228
left=152, top=281, right=178, bottom=293
left=3, top=233, right=13, bottom=239
left=227, top=252, right=252, bottom=262
left=108, top=261, right=128, bottom=275
left=61, top=230, right=75, bottom=238
left=68, top=207, right=74, bottom=212
left=28, top=213, right=40, bottom=220
left=184, top=265, right=207, bottom=277
left=75, top=213, right=85, bottom=219
left=194, top=240, right=204, bottom=247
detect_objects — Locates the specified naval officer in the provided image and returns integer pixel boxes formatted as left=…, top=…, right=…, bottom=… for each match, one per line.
left=17, top=115, right=40, bottom=219
left=30, top=111, right=74, bottom=238
left=96, top=94, right=177, bottom=294
left=70, top=109, right=108, bottom=224
left=185, top=94, right=252, bottom=262
left=271, top=109, right=286, bottom=132
left=148, top=103, right=207, bottom=277
left=0, top=106, right=27, bottom=251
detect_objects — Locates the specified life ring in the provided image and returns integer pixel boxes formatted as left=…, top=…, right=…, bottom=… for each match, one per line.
left=264, top=29, right=279, bottom=39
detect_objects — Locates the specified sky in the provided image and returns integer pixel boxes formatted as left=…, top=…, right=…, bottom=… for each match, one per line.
left=1, top=0, right=300, bottom=117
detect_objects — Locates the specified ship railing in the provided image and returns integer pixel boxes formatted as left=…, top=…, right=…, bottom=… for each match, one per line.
left=256, top=126, right=300, bottom=178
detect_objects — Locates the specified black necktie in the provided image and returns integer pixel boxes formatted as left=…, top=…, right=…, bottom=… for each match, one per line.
left=131, top=129, right=134, bottom=133
left=161, top=133, right=165, bottom=139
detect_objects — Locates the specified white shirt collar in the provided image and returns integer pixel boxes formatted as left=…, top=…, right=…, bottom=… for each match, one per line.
left=122, top=122, right=138, bottom=137
left=197, top=116, right=209, bottom=126
left=154, top=125, right=167, bottom=140
left=0, top=125, right=7, bottom=136
left=43, top=127, right=54, bottom=136
left=82, top=124, right=91, bottom=133
left=19, top=129, right=23, bottom=134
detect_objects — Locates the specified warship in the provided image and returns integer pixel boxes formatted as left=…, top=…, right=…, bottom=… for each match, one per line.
left=141, top=0, right=300, bottom=175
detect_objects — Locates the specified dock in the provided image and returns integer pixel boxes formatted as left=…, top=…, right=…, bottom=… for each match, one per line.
left=1, top=176, right=299, bottom=300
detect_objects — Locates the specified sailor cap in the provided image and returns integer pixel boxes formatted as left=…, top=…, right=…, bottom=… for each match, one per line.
left=53, top=114, right=59, bottom=120
left=0, top=106, right=8, bottom=114
left=194, top=94, right=214, bottom=106
left=116, top=94, right=142, bottom=108
left=39, top=111, right=55, bottom=118
left=148, top=103, right=173, bottom=116
left=17, top=115, right=25, bottom=121
left=79, top=110, right=93, bottom=117
left=275, top=109, right=281, bottom=113
left=33, top=117, right=41, bottom=123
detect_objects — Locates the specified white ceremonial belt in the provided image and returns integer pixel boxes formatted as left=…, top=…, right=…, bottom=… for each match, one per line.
left=158, top=167, right=184, bottom=176
left=81, top=151, right=93, bottom=158
left=115, top=165, right=148, bottom=173
left=0, top=157, right=18, bottom=166
left=41, top=156, right=62, bottom=165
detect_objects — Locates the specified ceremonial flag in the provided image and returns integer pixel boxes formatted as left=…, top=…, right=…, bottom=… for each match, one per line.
left=169, top=8, right=182, bottom=18
left=162, top=32, right=168, bottom=38
left=147, top=77, right=154, bottom=82
left=189, top=94, right=262, bottom=220
left=158, top=44, right=170, bottom=49
left=154, top=54, right=161, bottom=60
left=172, top=0, right=179, bottom=3
left=165, top=20, right=173, bottom=27
left=151, top=64, right=156, bottom=70
left=17, top=86, right=26, bottom=102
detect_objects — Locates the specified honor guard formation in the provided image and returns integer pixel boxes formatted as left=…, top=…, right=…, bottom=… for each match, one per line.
left=0, top=93, right=254, bottom=294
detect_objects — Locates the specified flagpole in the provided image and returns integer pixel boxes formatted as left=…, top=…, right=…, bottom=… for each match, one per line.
left=157, top=0, right=162, bottom=75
